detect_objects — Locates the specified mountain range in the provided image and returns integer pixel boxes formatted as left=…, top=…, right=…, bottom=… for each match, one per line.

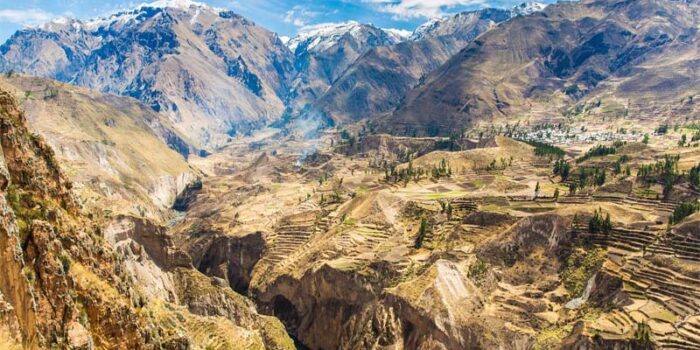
left=12, top=0, right=694, bottom=143
left=382, top=0, right=700, bottom=136
left=0, top=0, right=550, bottom=149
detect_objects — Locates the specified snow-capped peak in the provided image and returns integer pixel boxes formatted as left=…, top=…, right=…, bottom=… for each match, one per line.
left=410, top=17, right=445, bottom=41
left=288, top=21, right=403, bottom=53
left=38, top=17, right=83, bottom=32
left=512, top=2, right=548, bottom=16
left=288, top=21, right=363, bottom=52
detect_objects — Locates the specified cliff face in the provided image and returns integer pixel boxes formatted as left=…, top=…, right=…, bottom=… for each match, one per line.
left=0, top=86, right=144, bottom=348
left=0, top=87, right=294, bottom=349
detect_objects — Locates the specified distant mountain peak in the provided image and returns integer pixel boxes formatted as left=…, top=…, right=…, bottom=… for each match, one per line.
left=31, top=1, right=212, bottom=33
left=409, top=3, right=547, bottom=41
left=383, top=28, right=412, bottom=41
left=288, top=21, right=403, bottom=54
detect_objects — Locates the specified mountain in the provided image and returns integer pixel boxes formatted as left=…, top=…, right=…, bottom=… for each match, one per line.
left=285, top=21, right=407, bottom=115
left=305, top=8, right=514, bottom=123
left=381, top=0, right=700, bottom=136
left=0, top=75, right=198, bottom=221
left=0, top=0, right=295, bottom=149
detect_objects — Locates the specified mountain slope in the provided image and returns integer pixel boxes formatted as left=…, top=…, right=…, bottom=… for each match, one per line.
left=305, top=8, right=514, bottom=123
left=0, top=76, right=199, bottom=221
left=0, top=0, right=295, bottom=149
left=383, top=0, right=700, bottom=136
left=286, top=21, right=405, bottom=115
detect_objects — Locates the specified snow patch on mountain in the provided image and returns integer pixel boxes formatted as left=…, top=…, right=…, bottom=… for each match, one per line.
left=410, top=17, right=444, bottom=41
left=139, top=0, right=208, bottom=10
left=36, top=0, right=219, bottom=33
left=512, top=2, right=548, bottom=16
left=383, top=28, right=412, bottom=41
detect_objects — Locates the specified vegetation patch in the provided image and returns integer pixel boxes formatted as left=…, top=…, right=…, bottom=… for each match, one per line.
left=522, top=139, right=565, bottom=159
left=576, top=145, right=617, bottom=164
left=532, top=324, right=574, bottom=350
left=561, top=247, right=607, bottom=297
left=669, top=201, right=700, bottom=225
left=467, top=258, right=489, bottom=284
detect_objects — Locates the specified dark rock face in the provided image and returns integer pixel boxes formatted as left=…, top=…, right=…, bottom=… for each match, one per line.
left=186, top=231, right=267, bottom=294
left=225, top=57, right=264, bottom=97
left=106, top=215, right=192, bottom=270
left=172, top=180, right=202, bottom=211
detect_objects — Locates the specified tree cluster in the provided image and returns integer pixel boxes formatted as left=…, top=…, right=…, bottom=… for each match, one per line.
left=588, top=208, right=613, bottom=235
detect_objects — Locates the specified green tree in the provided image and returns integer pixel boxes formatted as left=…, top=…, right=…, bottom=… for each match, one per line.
left=414, top=218, right=429, bottom=249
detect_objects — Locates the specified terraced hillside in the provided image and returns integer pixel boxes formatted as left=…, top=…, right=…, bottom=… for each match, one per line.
left=173, top=115, right=700, bottom=349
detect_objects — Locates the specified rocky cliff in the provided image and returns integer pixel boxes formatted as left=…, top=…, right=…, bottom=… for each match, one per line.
left=0, top=86, right=294, bottom=349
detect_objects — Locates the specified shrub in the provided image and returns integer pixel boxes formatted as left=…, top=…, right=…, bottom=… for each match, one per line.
left=467, top=259, right=489, bottom=282
left=689, top=164, right=700, bottom=189
left=58, top=253, right=71, bottom=274
left=634, top=322, right=653, bottom=344
left=655, top=124, right=669, bottom=135
left=553, top=159, right=571, bottom=180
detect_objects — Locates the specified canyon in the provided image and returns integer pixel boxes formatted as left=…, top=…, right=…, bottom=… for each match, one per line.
left=1, top=0, right=700, bottom=349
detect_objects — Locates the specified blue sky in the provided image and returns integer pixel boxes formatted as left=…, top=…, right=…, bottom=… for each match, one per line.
left=0, top=0, right=554, bottom=42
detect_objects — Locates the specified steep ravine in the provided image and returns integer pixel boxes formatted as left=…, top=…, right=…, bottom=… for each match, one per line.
left=183, top=232, right=526, bottom=349
left=178, top=207, right=669, bottom=350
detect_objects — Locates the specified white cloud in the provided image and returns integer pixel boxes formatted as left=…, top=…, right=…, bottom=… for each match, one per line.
left=365, top=0, right=488, bottom=19
left=0, top=8, right=55, bottom=26
left=283, top=5, right=320, bottom=27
